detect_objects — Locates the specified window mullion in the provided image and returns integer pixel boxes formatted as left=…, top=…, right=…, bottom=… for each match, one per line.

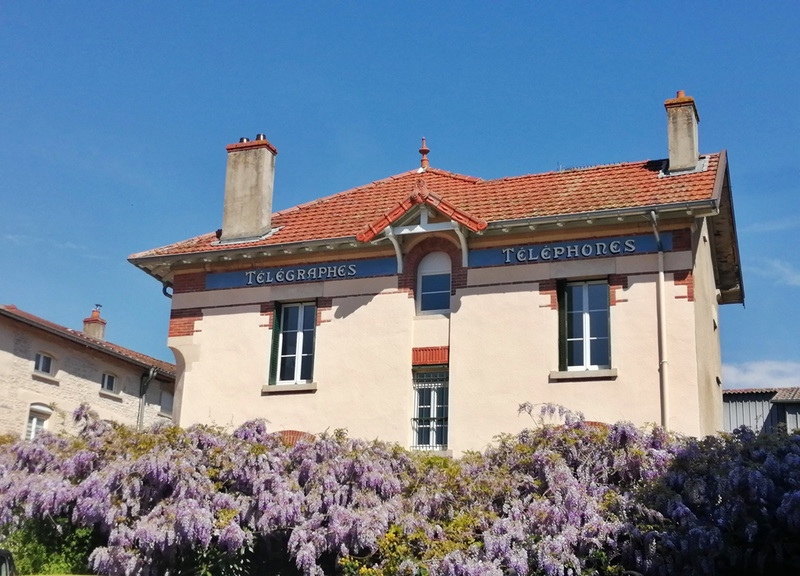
left=583, top=283, right=592, bottom=369
left=295, top=305, right=305, bottom=382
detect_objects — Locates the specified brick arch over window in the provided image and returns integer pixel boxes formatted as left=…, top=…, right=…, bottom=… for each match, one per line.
left=398, top=235, right=466, bottom=297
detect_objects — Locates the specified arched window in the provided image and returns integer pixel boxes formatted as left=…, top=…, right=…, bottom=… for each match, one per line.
left=26, top=403, right=53, bottom=440
left=417, top=252, right=451, bottom=313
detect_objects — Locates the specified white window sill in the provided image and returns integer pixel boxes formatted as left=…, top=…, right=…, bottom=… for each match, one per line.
left=32, top=372, right=59, bottom=385
left=262, top=382, right=318, bottom=395
left=99, top=389, right=123, bottom=401
left=411, top=448, right=453, bottom=457
left=158, top=412, right=173, bottom=419
left=549, top=368, right=618, bottom=382
left=414, top=312, right=451, bottom=319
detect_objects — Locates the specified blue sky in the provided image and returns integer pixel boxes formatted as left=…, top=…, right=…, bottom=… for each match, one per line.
left=1, top=3, right=798, bottom=388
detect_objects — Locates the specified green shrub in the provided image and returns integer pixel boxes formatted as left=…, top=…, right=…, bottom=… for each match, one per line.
left=2, top=516, right=100, bottom=575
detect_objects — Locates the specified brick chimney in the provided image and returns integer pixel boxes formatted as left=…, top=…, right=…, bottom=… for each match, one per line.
left=664, top=90, right=700, bottom=172
left=220, top=134, right=278, bottom=242
left=83, top=307, right=106, bottom=341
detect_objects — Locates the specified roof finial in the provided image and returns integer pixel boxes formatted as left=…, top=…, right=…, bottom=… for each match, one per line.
left=419, top=137, right=430, bottom=169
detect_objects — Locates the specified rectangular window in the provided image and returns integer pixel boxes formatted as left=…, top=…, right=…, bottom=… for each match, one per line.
left=34, top=353, right=53, bottom=375
left=419, top=273, right=451, bottom=312
left=270, top=302, right=316, bottom=384
left=160, top=390, right=174, bottom=415
left=560, top=280, right=610, bottom=370
left=412, top=370, right=449, bottom=450
left=101, top=373, right=116, bottom=392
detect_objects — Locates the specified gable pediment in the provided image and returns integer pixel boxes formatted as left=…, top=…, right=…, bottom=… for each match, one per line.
left=356, top=178, right=487, bottom=242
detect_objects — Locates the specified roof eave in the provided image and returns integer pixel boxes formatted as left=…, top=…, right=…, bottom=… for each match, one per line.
left=708, top=151, right=745, bottom=305
left=0, top=308, right=175, bottom=379
left=128, top=235, right=362, bottom=285
left=487, top=199, right=719, bottom=232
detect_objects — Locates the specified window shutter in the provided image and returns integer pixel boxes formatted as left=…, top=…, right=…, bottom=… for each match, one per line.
left=268, top=302, right=282, bottom=385
left=557, top=279, right=567, bottom=372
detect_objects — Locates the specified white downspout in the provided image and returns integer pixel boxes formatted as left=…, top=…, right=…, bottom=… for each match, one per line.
left=138, top=366, right=157, bottom=431
left=649, top=211, right=669, bottom=430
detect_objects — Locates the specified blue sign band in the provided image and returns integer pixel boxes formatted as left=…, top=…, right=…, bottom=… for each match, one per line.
left=206, top=257, right=397, bottom=290
left=469, top=233, right=672, bottom=268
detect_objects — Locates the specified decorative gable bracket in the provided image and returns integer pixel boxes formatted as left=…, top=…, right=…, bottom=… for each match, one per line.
left=377, top=218, right=470, bottom=274
left=357, top=178, right=486, bottom=274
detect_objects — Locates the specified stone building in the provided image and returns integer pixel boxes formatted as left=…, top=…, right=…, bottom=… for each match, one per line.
left=130, top=92, right=743, bottom=455
left=0, top=305, right=175, bottom=439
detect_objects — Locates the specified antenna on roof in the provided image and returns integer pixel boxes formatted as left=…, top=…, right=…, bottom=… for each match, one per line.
left=94, top=304, right=102, bottom=311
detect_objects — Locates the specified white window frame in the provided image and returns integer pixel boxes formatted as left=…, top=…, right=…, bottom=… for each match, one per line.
left=564, top=280, right=611, bottom=371
left=26, top=403, right=53, bottom=440
left=417, top=252, right=451, bottom=314
left=101, top=372, right=117, bottom=393
left=34, top=352, right=54, bottom=375
left=276, top=302, right=316, bottom=384
left=412, top=370, right=449, bottom=450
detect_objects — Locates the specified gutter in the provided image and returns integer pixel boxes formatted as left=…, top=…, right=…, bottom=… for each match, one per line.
left=490, top=199, right=718, bottom=231
left=137, top=366, right=157, bottom=430
left=128, top=235, right=363, bottom=283
left=649, top=211, right=669, bottom=430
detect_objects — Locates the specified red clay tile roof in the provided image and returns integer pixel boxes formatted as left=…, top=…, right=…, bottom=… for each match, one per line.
left=723, top=387, right=800, bottom=403
left=773, top=388, right=800, bottom=403
left=723, top=388, right=779, bottom=395
left=130, top=154, right=721, bottom=259
left=0, top=305, right=175, bottom=377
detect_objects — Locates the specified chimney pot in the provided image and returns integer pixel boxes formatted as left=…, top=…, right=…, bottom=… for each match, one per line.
left=239, top=137, right=250, bottom=143
left=664, top=91, right=700, bottom=172
left=220, top=135, right=278, bottom=242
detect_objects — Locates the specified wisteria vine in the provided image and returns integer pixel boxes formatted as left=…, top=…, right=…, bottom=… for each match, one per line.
left=2, top=404, right=800, bottom=576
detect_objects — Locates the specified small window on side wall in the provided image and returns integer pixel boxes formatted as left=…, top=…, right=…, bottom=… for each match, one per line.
left=101, top=373, right=117, bottom=393
left=417, top=252, right=451, bottom=314
left=160, top=390, right=174, bottom=415
left=34, top=352, right=54, bottom=375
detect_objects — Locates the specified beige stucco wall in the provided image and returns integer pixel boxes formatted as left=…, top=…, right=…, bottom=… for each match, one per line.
left=169, top=233, right=720, bottom=455
left=450, top=255, right=704, bottom=452
left=171, top=277, right=418, bottom=446
left=0, top=318, right=172, bottom=439
left=691, top=218, right=724, bottom=434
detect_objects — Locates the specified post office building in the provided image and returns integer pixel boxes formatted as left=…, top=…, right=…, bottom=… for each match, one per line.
left=130, top=92, right=743, bottom=454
